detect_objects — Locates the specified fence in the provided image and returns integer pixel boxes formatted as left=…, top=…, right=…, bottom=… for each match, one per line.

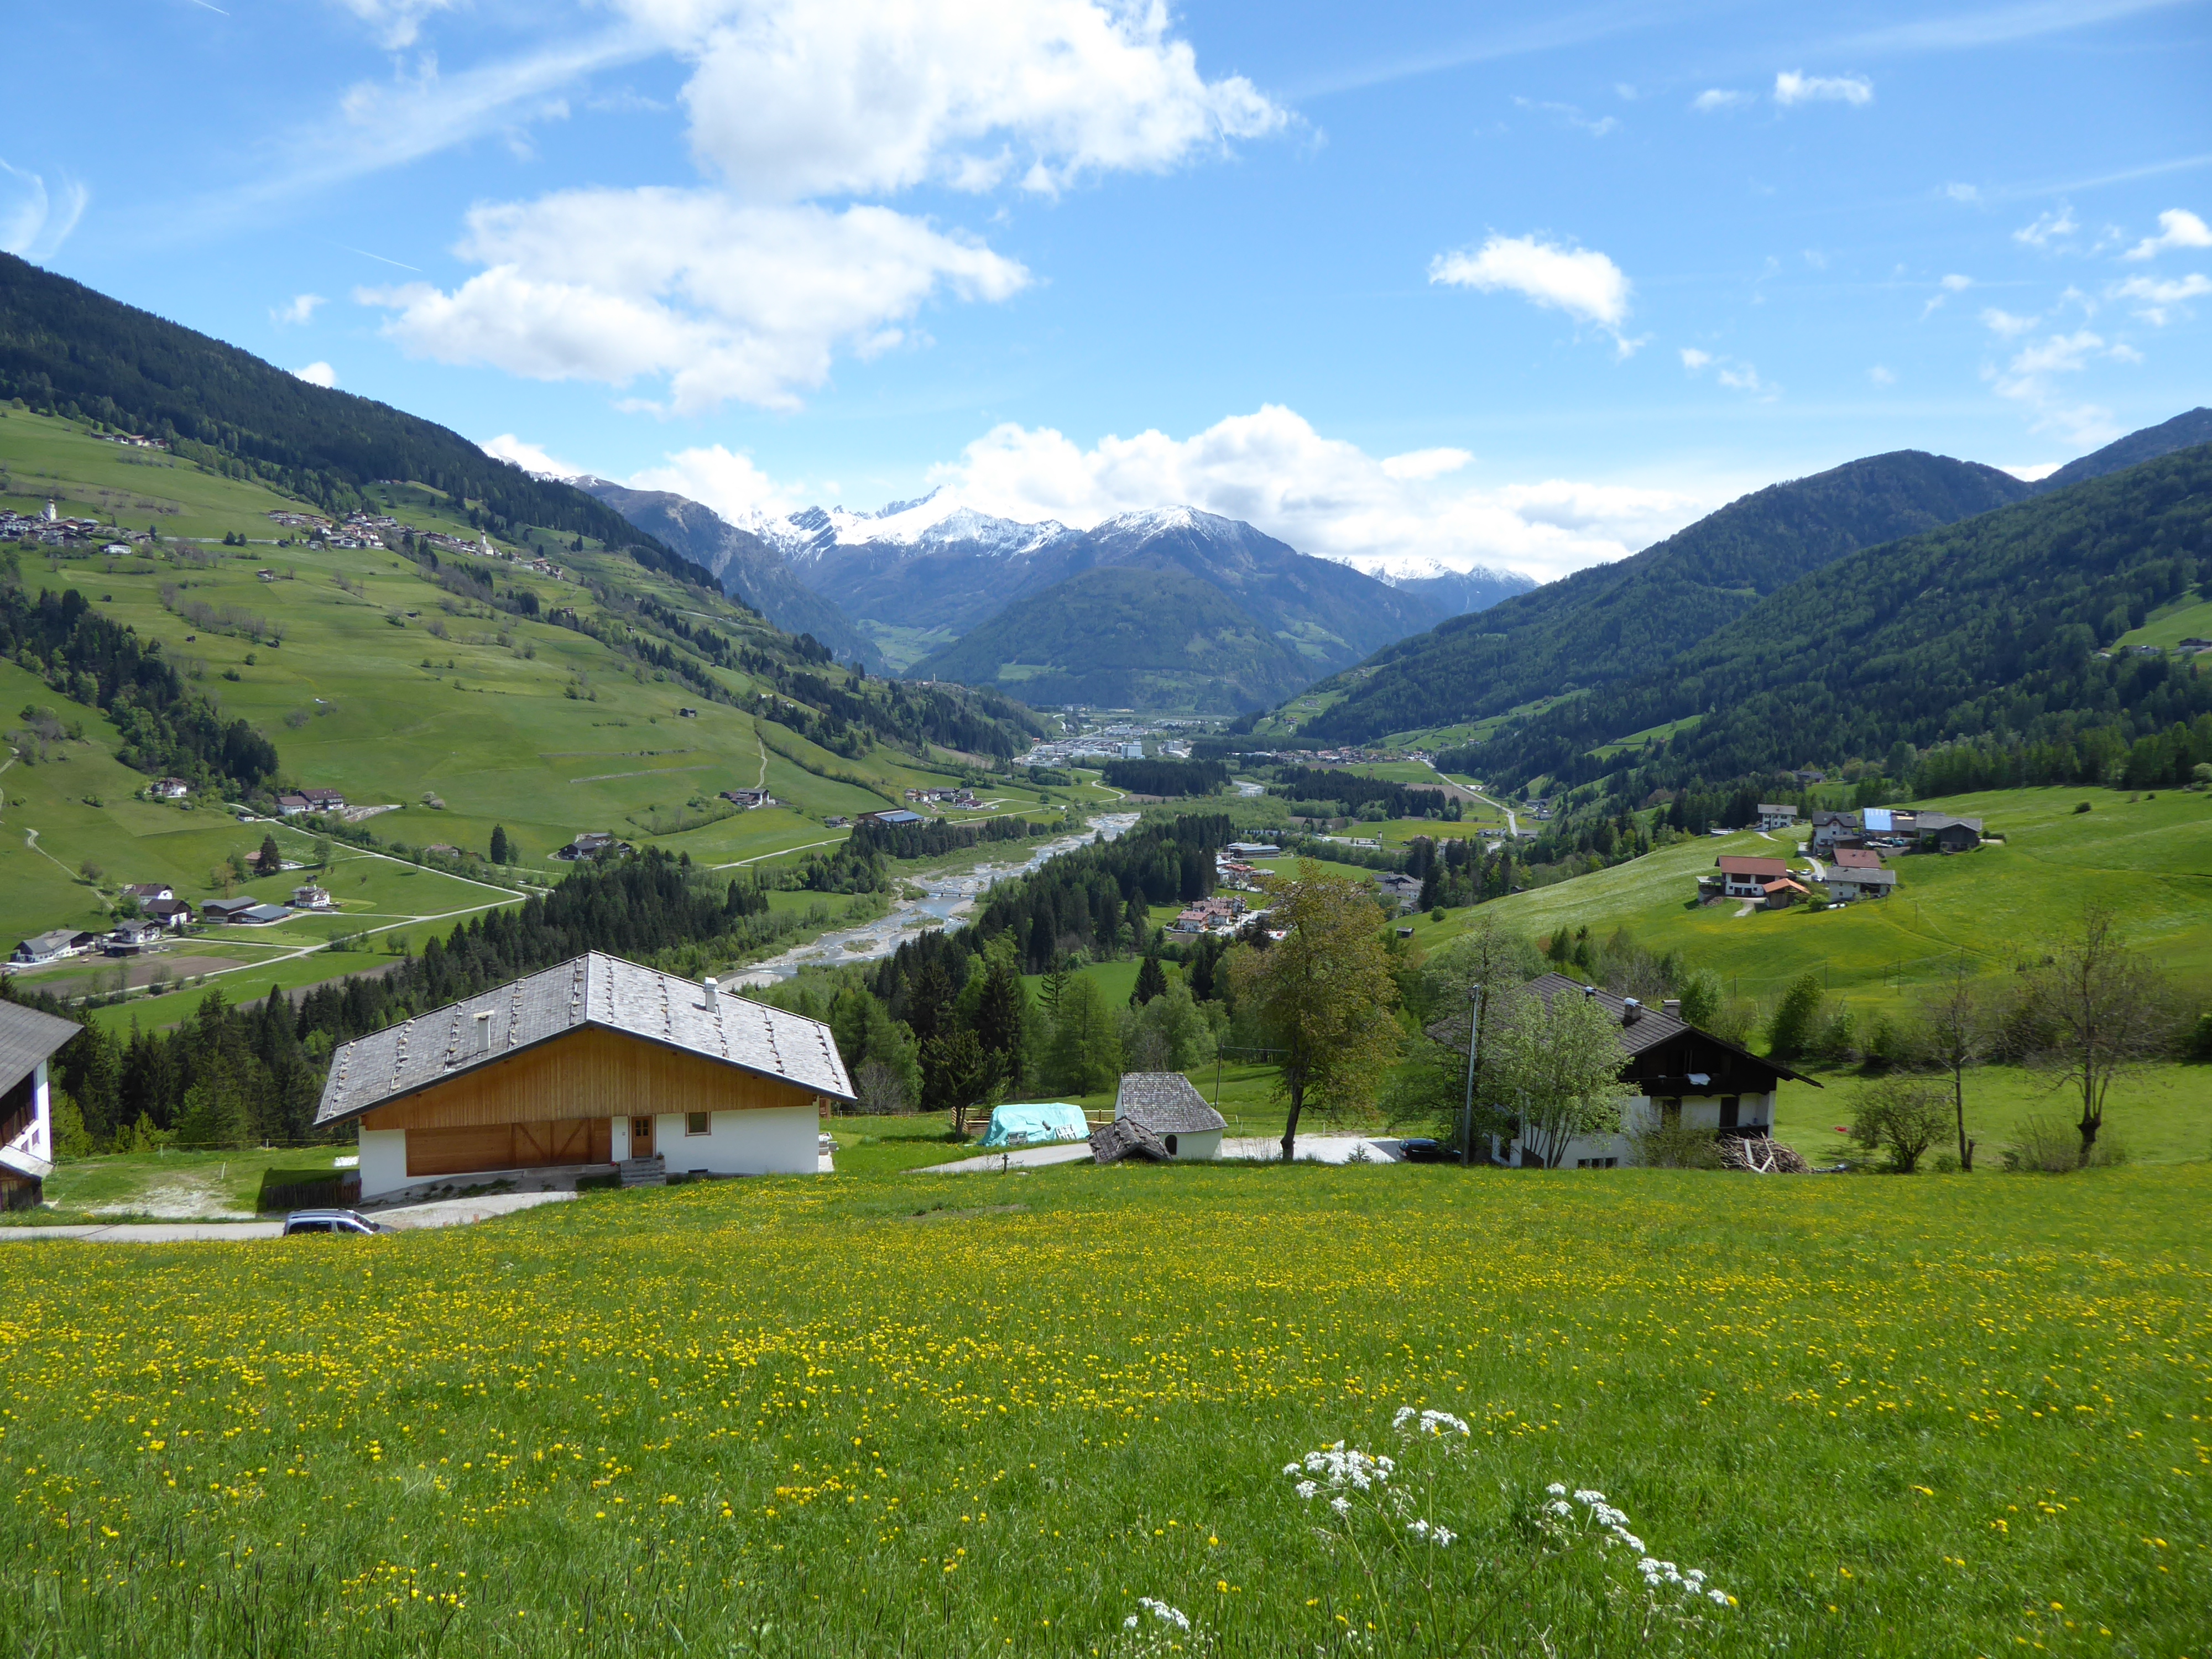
left=255, top=1170, right=363, bottom=1213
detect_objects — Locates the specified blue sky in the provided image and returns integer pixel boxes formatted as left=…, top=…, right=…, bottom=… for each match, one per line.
left=6, top=0, right=2209, bottom=577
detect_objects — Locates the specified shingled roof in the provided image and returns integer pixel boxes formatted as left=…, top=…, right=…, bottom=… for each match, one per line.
left=312, top=952, right=854, bottom=1127
left=1115, top=1072, right=1227, bottom=1134
left=0, top=1001, right=81, bottom=1099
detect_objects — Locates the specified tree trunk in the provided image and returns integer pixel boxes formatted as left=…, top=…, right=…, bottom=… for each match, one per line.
left=1953, top=1065, right=1973, bottom=1172
left=2077, top=1053, right=2100, bottom=1166
left=1280, top=1071, right=1305, bottom=1163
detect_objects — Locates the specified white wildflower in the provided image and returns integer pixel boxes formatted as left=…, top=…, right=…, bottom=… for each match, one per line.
left=1546, top=1483, right=1567, bottom=1496
left=1295, top=1480, right=1318, bottom=1500
left=1135, top=1598, right=1190, bottom=1631
left=1709, top=1588, right=1730, bottom=1606
left=1331, top=1495, right=1352, bottom=1516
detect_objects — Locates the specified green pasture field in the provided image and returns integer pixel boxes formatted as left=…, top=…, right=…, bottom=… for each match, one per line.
left=1588, top=714, right=1704, bottom=760
left=8, top=1145, right=358, bottom=1223
left=1420, top=787, right=2212, bottom=1012
left=2, top=1162, right=2204, bottom=1657
left=2118, top=591, right=2212, bottom=653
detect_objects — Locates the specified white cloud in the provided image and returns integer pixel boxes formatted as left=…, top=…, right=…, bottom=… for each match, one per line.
left=0, top=159, right=87, bottom=262
left=1773, top=70, right=1872, bottom=106
left=1380, top=447, right=1473, bottom=482
left=1681, top=346, right=1775, bottom=398
left=1921, top=273, right=1971, bottom=318
left=627, top=443, right=802, bottom=523
left=2123, top=207, right=2212, bottom=260
left=1430, top=233, right=1634, bottom=349
left=1980, top=306, right=2041, bottom=338
left=359, top=189, right=1029, bottom=413
left=1690, top=88, right=1751, bottom=112
left=2013, top=204, right=2079, bottom=247
left=272, top=293, right=325, bottom=327
left=1513, top=97, right=1619, bottom=137
left=648, top=0, right=1286, bottom=201
left=921, top=404, right=1708, bottom=582
left=291, top=361, right=338, bottom=387
left=480, top=434, right=585, bottom=479
left=2109, top=271, right=2211, bottom=325
left=1868, top=364, right=1896, bottom=385
left=1986, top=329, right=2137, bottom=446
left=1944, top=182, right=1979, bottom=203
left=330, top=0, right=456, bottom=50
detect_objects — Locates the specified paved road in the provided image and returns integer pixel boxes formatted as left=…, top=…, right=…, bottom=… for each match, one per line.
left=1, top=1189, right=575, bottom=1243
left=1223, top=1135, right=1409, bottom=1164
left=925, top=1141, right=1095, bottom=1173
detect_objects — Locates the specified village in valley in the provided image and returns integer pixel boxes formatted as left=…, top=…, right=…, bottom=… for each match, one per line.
left=3, top=3, right=2209, bottom=1655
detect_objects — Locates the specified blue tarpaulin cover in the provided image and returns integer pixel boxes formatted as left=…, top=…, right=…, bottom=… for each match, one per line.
left=1863, top=808, right=1893, bottom=832
left=979, top=1102, right=1091, bottom=1147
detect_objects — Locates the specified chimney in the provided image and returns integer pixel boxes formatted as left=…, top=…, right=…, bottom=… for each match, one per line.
left=473, top=1010, right=492, bottom=1053
left=1583, top=983, right=1598, bottom=999
left=1662, top=998, right=1682, bottom=1019
left=702, top=976, right=719, bottom=1005
left=1621, top=996, right=1642, bottom=1026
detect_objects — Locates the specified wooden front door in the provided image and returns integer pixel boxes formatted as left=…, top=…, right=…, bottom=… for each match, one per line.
left=630, top=1115, right=654, bottom=1159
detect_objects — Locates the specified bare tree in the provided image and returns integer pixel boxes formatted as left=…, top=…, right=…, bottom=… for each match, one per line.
left=2028, top=904, right=2167, bottom=1165
left=1921, top=954, right=1986, bottom=1171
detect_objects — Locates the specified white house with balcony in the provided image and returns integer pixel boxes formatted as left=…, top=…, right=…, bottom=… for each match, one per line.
left=1, top=1003, right=82, bottom=1209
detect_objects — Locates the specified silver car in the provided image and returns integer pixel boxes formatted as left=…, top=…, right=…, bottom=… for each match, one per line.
left=283, top=1208, right=382, bottom=1237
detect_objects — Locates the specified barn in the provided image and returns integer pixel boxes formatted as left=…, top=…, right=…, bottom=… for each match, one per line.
left=314, top=952, right=854, bottom=1201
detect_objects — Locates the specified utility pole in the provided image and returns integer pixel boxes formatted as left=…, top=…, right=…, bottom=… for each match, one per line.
left=1460, top=983, right=1483, bottom=1167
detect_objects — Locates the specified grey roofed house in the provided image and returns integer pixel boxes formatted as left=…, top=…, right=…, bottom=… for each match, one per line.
left=312, top=951, right=855, bottom=1129
left=1115, top=1072, right=1227, bottom=1135
left=0, top=1000, right=81, bottom=1098
left=12, top=929, right=87, bottom=964
left=201, top=898, right=257, bottom=921
left=1826, top=865, right=1898, bottom=895
left=1089, top=1117, right=1171, bottom=1165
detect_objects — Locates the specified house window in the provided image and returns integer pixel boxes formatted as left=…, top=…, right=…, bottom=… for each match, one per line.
left=1660, top=1098, right=1682, bottom=1130
left=1720, top=1095, right=1740, bottom=1128
left=685, top=1112, right=711, bottom=1136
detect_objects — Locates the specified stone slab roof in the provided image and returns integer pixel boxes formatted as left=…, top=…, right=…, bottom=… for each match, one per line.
left=1115, top=1071, right=1226, bottom=1134
left=314, top=951, right=853, bottom=1127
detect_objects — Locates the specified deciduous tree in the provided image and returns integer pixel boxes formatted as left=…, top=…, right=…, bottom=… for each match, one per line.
left=1921, top=954, right=1986, bottom=1170
left=2028, top=903, right=2168, bottom=1164
left=1487, top=985, right=1634, bottom=1169
left=1228, top=865, right=1402, bottom=1161
left=1848, top=1075, right=1951, bottom=1172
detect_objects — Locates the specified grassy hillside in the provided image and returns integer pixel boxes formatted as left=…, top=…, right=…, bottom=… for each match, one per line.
left=1, top=412, right=1074, bottom=1013
left=1300, top=450, right=2028, bottom=744
left=914, top=565, right=1316, bottom=713
left=1407, top=787, right=2212, bottom=1010
left=2, top=1164, right=2204, bottom=1655
left=0, top=252, right=660, bottom=557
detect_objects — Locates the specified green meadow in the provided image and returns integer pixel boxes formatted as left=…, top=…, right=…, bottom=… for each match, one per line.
left=1, top=1161, right=2205, bottom=1658
left=1407, top=786, right=2212, bottom=1011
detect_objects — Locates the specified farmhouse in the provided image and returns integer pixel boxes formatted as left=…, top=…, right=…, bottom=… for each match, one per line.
left=1756, top=804, right=1798, bottom=831
left=152, top=778, right=192, bottom=801
left=145, top=898, right=195, bottom=928
left=1374, top=872, right=1425, bottom=910
left=1829, top=846, right=1884, bottom=870
left=1467, top=976, right=1817, bottom=1170
left=556, top=832, right=633, bottom=861
left=291, top=884, right=336, bottom=910
left=313, top=952, right=854, bottom=1200
left=124, top=883, right=175, bottom=902
left=1914, top=813, right=1984, bottom=853
left=11, top=930, right=96, bottom=966
left=1, top=1001, right=80, bottom=1208
left=865, top=809, right=926, bottom=827
left=719, top=789, right=775, bottom=809
left=104, top=919, right=168, bottom=954
left=1826, top=865, right=1898, bottom=901
left=1807, top=810, right=1858, bottom=852
left=1713, top=854, right=1790, bottom=898
left=1114, top=1072, right=1225, bottom=1160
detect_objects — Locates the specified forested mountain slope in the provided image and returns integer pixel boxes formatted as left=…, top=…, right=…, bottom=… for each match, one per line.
left=910, top=565, right=1316, bottom=712
left=1300, top=451, right=2031, bottom=742
left=0, top=252, right=669, bottom=567
left=578, top=478, right=880, bottom=669
left=2033, top=407, right=2212, bottom=495
left=1480, top=443, right=2212, bottom=795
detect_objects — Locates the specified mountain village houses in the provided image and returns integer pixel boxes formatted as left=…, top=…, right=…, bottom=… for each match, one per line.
left=1695, top=804, right=1986, bottom=910
left=314, top=953, right=852, bottom=1201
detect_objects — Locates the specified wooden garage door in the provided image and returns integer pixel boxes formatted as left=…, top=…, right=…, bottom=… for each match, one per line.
left=406, top=1118, right=611, bottom=1177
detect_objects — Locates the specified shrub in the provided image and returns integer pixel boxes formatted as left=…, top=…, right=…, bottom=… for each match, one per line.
left=1627, top=1120, right=1725, bottom=1169
left=1766, top=973, right=1825, bottom=1061
left=1848, top=1075, right=1950, bottom=1172
left=2002, top=1114, right=2130, bottom=1172
left=2074, top=800, right=2093, bottom=813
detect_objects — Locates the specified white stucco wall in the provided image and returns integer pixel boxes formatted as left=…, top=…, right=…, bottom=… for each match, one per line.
left=1, top=1060, right=56, bottom=1181
left=1505, top=1091, right=1777, bottom=1169
left=660, top=1105, right=819, bottom=1177
left=357, top=1129, right=409, bottom=1199
left=1165, top=1127, right=1222, bottom=1161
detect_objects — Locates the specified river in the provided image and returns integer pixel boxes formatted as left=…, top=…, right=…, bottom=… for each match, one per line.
left=729, top=811, right=1141, bottom=985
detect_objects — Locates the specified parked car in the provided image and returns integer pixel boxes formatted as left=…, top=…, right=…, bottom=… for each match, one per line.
left=1397, top=1138, right=1445, bottom=1163
left=283, top=1208, right=381, bottom=1236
